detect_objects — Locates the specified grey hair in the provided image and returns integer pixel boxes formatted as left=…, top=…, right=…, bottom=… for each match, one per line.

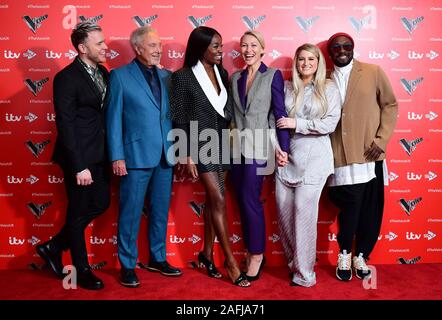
left=71, top=22, right=102, bottom=51
left=130, top=26, right=157, bottom=50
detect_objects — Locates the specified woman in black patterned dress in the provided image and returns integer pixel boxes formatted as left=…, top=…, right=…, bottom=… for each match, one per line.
left=170, top=26, right=250, bottom=287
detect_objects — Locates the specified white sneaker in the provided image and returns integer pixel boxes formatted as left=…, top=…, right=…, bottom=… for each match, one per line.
left=336, top=250, right=352, bottom=281
left=353, top=253, right=371, bottom=279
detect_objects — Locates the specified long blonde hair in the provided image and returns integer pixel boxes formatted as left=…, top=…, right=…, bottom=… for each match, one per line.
left=288, top=43, right=328, bottom=118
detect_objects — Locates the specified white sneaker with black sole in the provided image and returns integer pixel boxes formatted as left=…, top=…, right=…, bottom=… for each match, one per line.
left=352, top=253, right=371, bottom=280
left=336, top=250, right=352, bottom=281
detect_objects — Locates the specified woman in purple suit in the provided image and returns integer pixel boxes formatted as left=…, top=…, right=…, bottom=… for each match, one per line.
left=230, top=30, right=290, bottom=281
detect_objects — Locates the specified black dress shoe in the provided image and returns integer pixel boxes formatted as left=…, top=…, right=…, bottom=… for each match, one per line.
left=120, top=268, right=140, bottom=288
left=77, top=268, right=104, bottom=290
left=146, top=260, right=182, bottom=276
left=36, top=240, right=64, bottom=279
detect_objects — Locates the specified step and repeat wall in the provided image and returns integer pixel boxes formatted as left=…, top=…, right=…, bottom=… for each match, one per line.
left=0, top=0, right=441, bottom=270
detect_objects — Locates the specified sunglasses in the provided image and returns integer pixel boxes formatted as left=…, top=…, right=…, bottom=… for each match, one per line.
left=330, top=43, right=353, bottom=53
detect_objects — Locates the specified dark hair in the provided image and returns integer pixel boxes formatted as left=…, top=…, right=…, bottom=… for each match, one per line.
left=71, top=22, right=102, bottom=52
left=183, top=26, right=221, bottom=68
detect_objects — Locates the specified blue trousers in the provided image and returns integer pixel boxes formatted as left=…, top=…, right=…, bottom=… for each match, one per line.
left=117, top=156, right=173, bottom=269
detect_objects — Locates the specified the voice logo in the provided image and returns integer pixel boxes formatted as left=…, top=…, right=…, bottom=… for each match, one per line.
left=295, top=16, right=320, bottom=33
left=22, top=14, right=48, bottom=34
left=25, top=139, right=50, bottom=158
left=188, top=15, right=213, bottom=28
left=78, top=14, right=104, bottom=24
left=242, top=15, right=266, bottom=30
left=397, top=256, right=421, bottom=264
left=90, top=236, right=106, bottom=245
left=133, top=15, right=159, bottom=27
left=167, top=50, right=184, bottom=59
left=24, top=77, right=49, bottom=96
left=349, top=5, right=377, bottom=33
left=400, top=77, right=424, bottom=96
left=9, top=236, right=25, bottom=245
left=27, top=201, right=52, bottom=219
left=268, top=233, right=280, bottom=243
left=48, top=175, right=64, bottom=184
left=398, top=197, right=422, bottom=216
left=399, top=137, right=423, bottom=156
left=401, top=16, right=424, bottom=35
left=188, top=201, right=205, bottom=218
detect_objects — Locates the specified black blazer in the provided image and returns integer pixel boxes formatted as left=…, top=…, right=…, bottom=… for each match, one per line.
left=52, top=57, right=109, bottom=174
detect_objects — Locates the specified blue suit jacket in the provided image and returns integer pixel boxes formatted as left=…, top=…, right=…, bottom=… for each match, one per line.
left=106, top=59, right=173, bottom=168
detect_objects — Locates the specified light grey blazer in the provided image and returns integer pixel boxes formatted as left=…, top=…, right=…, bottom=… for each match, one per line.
left=277, top=80, right=341, bottom=186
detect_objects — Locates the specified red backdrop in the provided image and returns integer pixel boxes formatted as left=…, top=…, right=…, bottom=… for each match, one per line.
left=0, top=0, right=441, bottom=270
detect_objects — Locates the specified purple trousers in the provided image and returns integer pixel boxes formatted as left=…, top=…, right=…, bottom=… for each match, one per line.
left=231, top=159, right=267, bottom=254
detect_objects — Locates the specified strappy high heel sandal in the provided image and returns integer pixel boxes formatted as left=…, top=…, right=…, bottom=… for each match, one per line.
left=198, top=252, right=222, bottom=278
left=224, top=261, right=251, bottom=288
left=233, top=272, right=251, bottom=287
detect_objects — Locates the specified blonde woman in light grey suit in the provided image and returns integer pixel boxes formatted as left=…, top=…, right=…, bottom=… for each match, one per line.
left=275, top=43, right=341, bottom=287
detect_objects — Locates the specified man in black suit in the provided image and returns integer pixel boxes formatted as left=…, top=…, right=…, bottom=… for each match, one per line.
left=36, top=22, right=110, bottom=290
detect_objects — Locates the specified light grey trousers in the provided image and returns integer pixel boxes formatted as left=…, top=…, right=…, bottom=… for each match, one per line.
left=275, top=176, right=327, bottom=287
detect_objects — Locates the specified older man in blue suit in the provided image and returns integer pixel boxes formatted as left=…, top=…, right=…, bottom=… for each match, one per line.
left=106, top=26, right=181, bottom=288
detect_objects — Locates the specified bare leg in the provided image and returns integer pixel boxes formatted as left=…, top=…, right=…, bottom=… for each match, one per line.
left=199, top=172, right=250, bottom=287
left=202, top=198, right=216, bottom=261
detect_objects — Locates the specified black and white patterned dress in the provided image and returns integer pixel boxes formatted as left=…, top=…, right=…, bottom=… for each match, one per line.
left=170, top=67, right=232, bottom=191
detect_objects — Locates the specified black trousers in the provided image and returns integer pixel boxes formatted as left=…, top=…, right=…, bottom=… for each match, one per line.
left=52, top=162, right=110, bottom=270
left=329, top=161, right=384, bottom=258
